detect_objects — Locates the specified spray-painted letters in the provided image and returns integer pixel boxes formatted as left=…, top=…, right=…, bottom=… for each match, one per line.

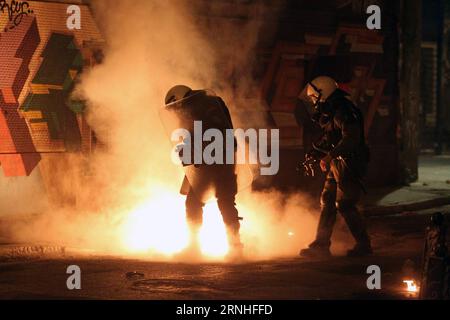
left=0, top=0, right=33, bottom=31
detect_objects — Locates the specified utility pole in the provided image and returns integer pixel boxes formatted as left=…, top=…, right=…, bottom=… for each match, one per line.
left=436, top=0, right=450, bottom=154
left=435, top=0, right=444, bottom=155
left=399, top=0, right=422, bottom=184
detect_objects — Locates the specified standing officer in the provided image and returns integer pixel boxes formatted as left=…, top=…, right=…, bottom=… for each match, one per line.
left=299, top=76, right=372, bottom=258
left=164, top=85, right=242, bottom=258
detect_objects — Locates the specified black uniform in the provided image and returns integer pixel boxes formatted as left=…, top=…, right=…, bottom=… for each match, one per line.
left=177, top=91, right=241, bottom=250
left=308, top=89, right=371, bottom=253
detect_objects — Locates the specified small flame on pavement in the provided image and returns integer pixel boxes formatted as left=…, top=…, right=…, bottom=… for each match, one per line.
left=403, top=280, right=419, bottom=293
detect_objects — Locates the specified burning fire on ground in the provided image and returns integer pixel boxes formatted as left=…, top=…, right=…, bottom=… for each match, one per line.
left=403, top=280, right=419, bottom=298
left=117, top=189, right=313, bottom=260
left=120, top=190, right=229, bottom=258
left=104, top=183, right=317, bottom=261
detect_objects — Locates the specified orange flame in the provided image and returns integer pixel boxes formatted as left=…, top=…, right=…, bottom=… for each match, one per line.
left=403, top=280, right=419, bottom=293
left=120, top=190, right=229, bottom=258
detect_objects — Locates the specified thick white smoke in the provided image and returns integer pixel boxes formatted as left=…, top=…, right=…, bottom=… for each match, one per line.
left=6, top=0, right=322, bottom=260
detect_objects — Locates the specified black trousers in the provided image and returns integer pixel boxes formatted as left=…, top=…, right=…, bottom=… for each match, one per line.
left=312, top=159, right=370, bottom=248
left=184, top=165, right=240, bottom=243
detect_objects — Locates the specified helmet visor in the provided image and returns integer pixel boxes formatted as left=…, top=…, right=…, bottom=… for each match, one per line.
left=299, top=83, right=320, bottom=112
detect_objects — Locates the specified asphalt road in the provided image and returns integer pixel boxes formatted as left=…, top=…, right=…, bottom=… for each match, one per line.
left=2, top=207, right=448, bottom=300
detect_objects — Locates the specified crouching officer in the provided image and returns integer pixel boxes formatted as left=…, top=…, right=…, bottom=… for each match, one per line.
left=299, top=76, right=372, bottom=258
left=164, top=85, right=243, bottom=259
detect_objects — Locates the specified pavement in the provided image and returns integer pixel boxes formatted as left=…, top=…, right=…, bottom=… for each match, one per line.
left=1, top=207, right=448, bottom=300
left=363, top=155, right=450, bottom=216
left=362, top=183, right=450, bottom=216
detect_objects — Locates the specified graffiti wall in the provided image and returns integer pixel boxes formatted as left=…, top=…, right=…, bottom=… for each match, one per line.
left=0, top=1, right=103, bottom=177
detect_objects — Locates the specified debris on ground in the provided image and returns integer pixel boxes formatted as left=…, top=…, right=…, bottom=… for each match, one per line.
left=125, top=271, right=145, bottom=280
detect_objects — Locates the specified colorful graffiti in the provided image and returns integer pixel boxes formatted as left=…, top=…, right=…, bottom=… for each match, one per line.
left=0, top=1, right=103, bottom=177
left=21, top=33, right=84, bottom=151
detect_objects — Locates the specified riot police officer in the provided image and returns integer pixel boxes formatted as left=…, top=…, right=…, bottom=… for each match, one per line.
left=164, top=85, right=242, bottom=258
left=299, top=76, right=372, bottom=258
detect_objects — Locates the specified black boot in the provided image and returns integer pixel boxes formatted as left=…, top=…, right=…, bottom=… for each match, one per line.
left=227, top=243, right=244, bottom=261
left=347, top=242, right=373, bottom=257
left=175, top=225, right=202, bottom=261
left=339, top=206, right=372, bottom=257
left=225, top=229, right=244, bottom=261
left=300, top=242, right=331, bottom=258
left=301, top=191, right=337, bottom=259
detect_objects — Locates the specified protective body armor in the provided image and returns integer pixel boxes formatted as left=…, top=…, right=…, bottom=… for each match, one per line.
left=160, top=90, right=243, bottom=252
left=306, top=89, right=372, bottom=252
left=311, top=89, right=370, bottom=177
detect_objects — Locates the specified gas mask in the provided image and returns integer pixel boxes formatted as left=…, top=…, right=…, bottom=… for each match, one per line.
left=315, top=101, right=334, bottom=115
left=306, top=81, right=332, bottom=115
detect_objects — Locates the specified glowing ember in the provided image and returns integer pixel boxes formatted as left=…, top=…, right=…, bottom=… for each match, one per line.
left=120, top=190, right=229, bottom=258
left=403, top=280, right=419, bottom=293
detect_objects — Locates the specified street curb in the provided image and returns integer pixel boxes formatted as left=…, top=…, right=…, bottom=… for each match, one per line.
left=0, top=244, right=65, bottom=260
left=363, top=196, right=450, bottom=217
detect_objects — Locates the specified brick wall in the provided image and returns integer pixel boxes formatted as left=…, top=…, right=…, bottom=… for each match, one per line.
left=0, top=1, right=103, bottom=177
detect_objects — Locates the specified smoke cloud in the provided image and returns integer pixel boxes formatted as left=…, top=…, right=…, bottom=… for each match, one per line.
left=5, top=0, right=323, bottom=260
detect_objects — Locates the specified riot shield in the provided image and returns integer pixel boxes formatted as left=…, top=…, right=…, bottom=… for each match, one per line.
left=159, top=90, right=253, bottom=203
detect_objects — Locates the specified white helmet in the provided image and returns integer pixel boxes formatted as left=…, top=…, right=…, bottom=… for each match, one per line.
left=165, top=85, right=192, bottom=106
left=306, top=76, right=339, bottom=104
